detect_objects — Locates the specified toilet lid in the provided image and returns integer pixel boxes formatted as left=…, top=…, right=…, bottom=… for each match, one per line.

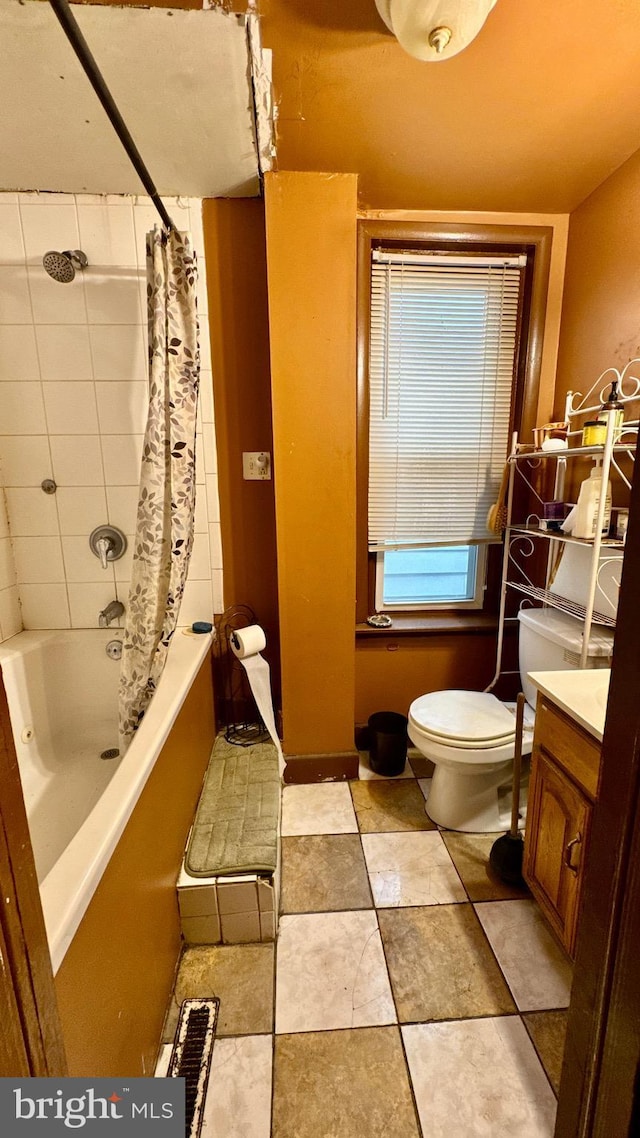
left=409, top=690, right=517, bottom=745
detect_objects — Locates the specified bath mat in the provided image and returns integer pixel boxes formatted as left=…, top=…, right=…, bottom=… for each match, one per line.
left=185, top=734, right=280, bottom=877
left=168, top=997, right=219, bottom=1138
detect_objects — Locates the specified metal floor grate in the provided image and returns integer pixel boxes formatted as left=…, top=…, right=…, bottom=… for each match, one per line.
left=167, top=998, right=219, bottom=1138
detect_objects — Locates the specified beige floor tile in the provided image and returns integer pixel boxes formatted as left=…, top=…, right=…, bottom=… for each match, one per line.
left=442, top=831, right=531, bottom=902
left=350, top=779, right=437, bottom=833
left=474, top=900, right=573, bottom=1011
left=362, top=830, right=466, bottom=907
left=403, top=1017, right=557, bottom=1137
left=203, top=1035, right=272, bottom=1138
left=378, top=904, right=516, bottom=1022
left=408, top=753, right=435, bottom=779
left=275, top=910, right=396, bottom=1034
left=273, top=1028, right=421, bottom=1138
left=162, top=944, right=274, bottom=1041
left=154, top=1043, right=172, bottom=1077
left=523, top=1010, right=569, bottom=1095
left=281, top=782, right=357, bottom=836
left=358, top=751, right=413, bottom=780
left=281, top=835, right=372, bottom=913
left=418, top=776, right=432, bottom=801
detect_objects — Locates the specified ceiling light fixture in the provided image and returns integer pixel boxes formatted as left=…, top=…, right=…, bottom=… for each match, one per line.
left=375, top=0, right=498, bottom=62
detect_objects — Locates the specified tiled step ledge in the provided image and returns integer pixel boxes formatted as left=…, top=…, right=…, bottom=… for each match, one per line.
left=177, top=847, right=281, bottom=946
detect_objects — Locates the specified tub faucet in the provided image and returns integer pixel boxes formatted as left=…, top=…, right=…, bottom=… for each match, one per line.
left=99, top=600, right=125, bottom=628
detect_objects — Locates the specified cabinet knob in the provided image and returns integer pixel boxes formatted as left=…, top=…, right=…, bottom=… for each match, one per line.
left=564, top=832, right=583, bottom=874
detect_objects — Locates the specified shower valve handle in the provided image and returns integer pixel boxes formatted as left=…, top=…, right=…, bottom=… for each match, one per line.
left=89, top=525, right=127, bottom=570
left=95, top=536, right=113, bottom=571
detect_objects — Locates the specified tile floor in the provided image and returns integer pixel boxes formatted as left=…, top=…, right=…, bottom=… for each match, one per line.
left=158, top=753, right=571, bottom=1137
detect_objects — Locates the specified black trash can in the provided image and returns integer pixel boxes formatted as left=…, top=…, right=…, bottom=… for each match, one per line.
left=368, top=711, right=408, bottom=776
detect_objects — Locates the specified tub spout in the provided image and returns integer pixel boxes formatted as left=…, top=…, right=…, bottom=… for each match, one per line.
left=99, top=600, right=125, bottom=628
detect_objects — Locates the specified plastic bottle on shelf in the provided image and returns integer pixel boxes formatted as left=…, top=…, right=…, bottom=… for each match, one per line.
left=600, top=379, right=624, bottom=441
left=572, top=457, right=612, bottom=539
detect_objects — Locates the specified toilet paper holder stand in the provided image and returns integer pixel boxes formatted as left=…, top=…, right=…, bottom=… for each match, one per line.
left=214, top=604, right=271, bottom=747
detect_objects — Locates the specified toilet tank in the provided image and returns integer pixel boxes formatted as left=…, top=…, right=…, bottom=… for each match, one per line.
left=517, top=608, right=614, bottom=709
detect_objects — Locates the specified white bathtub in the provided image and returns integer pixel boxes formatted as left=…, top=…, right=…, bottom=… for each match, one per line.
left=0, top=627, right=213, bottom=974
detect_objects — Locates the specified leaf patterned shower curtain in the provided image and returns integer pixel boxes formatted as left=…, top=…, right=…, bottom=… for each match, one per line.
left=119, top=228, right=200, bottom=747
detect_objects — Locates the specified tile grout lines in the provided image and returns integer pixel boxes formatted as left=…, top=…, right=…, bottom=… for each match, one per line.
left=165, top=766, right=565, bottom=1132
left=276, top=769, right=564, bottom=1104
left=349, top=779, right=425, bottom=1138
left=344, top=769, right=564, bottom=1100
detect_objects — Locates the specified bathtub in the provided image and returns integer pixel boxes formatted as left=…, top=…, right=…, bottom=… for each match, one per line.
left=0, top=627, right=213, bottom=974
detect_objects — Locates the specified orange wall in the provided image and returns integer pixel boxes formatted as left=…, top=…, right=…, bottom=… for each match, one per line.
left=203, top=200, right=280, bottom=702
left=355, top=632, right=498, bottom=724
left=554, top=146, right=640, bottom=419
left=55, top=656, right=215, bottom=1076
left=264, top=172, right=357, bottom=759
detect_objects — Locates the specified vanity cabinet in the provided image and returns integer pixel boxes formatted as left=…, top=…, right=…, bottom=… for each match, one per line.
left=524, top=696, right=601, bottom=959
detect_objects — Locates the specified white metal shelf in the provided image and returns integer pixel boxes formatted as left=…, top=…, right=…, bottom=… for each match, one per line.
left=488, top=406, right=633, bottom=687
left=508, top=524, right=625, bottom=550
left=506, top=582, right=617, bottom=629
left=509, top=442, right=636, bottom=463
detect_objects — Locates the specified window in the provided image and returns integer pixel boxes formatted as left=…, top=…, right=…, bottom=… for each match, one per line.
left=367, top=246, right=525, bottom=610
left=376, top=545, right=487, bottom=611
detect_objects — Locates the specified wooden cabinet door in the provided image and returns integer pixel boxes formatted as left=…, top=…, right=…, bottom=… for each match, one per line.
left=524, top=748, right=591, bottom=957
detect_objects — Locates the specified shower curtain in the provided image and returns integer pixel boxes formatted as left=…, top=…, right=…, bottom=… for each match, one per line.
left=119, top=228, right=200, bottom=747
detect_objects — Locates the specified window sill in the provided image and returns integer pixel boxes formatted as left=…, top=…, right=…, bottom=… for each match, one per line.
left=355, top=612, right=499, bottom=638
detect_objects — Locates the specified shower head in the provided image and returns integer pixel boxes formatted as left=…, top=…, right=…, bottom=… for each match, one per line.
left=42, top=249, right=89, bottom=283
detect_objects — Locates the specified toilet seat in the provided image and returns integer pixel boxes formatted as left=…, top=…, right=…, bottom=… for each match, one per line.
left=409, top=690, right=517, bottom=748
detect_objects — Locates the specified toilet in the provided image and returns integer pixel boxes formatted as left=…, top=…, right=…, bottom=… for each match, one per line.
left=408, top=608, right=614, bottom=832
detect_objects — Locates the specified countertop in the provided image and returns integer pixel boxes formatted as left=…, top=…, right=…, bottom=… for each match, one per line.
left=527, top=669, right=611, bottom=742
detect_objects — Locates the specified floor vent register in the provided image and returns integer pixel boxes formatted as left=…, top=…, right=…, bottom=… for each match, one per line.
left=168, top=997, right=219, bottom=1138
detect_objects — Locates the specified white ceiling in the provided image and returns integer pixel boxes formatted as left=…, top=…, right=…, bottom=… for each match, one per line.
left=0, top=0, right=265, bottom=197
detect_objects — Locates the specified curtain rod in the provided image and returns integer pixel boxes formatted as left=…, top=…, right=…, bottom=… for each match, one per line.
left=48, top=0, right=175, bottom=232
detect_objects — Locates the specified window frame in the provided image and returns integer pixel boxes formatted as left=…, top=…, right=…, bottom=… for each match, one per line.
left=356, top=220, right=553, bottom=625
left=375, top=545, right=488, bottom=612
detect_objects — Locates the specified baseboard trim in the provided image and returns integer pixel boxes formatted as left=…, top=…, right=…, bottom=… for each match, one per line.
left=283, top=751, right=359, bottom=784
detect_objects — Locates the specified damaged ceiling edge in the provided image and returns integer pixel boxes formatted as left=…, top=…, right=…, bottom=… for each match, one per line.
left=247, top=12, right=275, bottom=176
left=0, top=0, right=275, bottom=197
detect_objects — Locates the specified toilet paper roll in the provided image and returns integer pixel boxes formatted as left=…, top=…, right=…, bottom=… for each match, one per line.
left=231, top=625, right=284, bottom=777
left=230, top=624, right=266, bottom=659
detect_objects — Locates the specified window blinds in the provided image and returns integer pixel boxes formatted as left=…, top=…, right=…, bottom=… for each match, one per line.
left=368, top=249, right=525, bottom=552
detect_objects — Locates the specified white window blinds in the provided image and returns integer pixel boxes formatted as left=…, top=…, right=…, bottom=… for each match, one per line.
left=368, top=250, right=524, bottom=552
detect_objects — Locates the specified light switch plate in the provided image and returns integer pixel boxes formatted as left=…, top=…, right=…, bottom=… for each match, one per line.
left=243, top=451, right=271, bottom=480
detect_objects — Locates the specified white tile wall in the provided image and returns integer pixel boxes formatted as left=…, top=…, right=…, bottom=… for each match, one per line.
left=0, top=325, right=40, bottom=378
left=101, top=435, right=143, bottom=486
left=0, top=203, right=25, bottom=262
left=0, top=266, right=32, bottom=323
left=56, top=486, right=108, bottom=535
left=0, top=585, right=21, bottom=639
left=0, top=534, right=17, bottom=588
left=0, top=491, right=20, bottom=638
left=20, top=584, right=70, bottom=630
left=13, top=537, right=65, bottom=584
left=36, top=325, right=93, bottom=381
left=28, top=265, right=88, bottom=324
left=0, top=383, right=47, bottom=434
left=0, top=192, right=222, bottom=640
left=43, top=382, right=99, bottom=434
left=5, top=488, right=59, bottom=536
left=1, top=436, right=53, bottom=485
